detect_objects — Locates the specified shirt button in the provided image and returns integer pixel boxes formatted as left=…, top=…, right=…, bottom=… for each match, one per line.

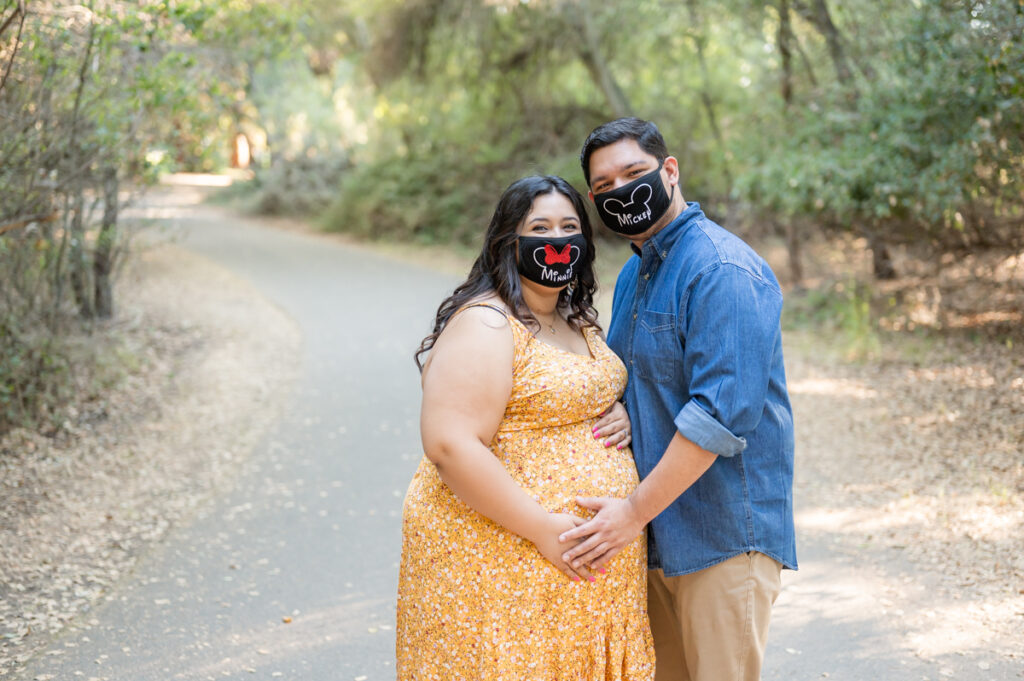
left=633, top=313, right=638, bottom=320
left=661, top=251, right=668, bottom=258
left=643, top=273, right=650, bottom=280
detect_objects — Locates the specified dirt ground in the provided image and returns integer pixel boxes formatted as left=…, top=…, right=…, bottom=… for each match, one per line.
left=0, top=194, right=1021, bottom=676
left=773, top=236, right=1024, bottom=669
left=0, top=239, right=301, bottom=676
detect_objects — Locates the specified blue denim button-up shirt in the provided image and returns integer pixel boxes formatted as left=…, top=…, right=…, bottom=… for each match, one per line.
left=607, top=202, right=797, bottom=576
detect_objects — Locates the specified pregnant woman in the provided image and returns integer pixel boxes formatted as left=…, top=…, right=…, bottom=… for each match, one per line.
left=396, top=175, right=654, bottom=679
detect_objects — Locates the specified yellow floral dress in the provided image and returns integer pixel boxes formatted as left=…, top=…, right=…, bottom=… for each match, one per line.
left=396, top=305, right=655, bottom=680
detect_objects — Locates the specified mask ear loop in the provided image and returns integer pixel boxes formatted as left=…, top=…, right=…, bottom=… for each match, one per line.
left=662, top=156, right=677, bottom=203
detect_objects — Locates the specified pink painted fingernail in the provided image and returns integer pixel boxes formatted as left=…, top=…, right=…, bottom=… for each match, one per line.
left=588, top=576, right=597, bottom=583
left=572, top=576, right=580, bottom=582
left=617, top=444, right=624, bottom=450
left=598, top=568, right=606, bottom=574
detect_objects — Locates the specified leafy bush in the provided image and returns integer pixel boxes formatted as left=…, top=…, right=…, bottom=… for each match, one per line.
left=735, top=3, right=1024, bottom=252
left=253, top=154, right=352, bottom=217
left=320, top=145, right=587, bottom=247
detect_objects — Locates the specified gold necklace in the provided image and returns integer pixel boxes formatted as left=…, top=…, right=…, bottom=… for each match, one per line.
left=536, top=312, right=558, bottom=334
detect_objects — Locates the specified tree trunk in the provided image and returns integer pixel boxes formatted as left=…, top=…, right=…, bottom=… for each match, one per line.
left=814, top=0, right=852, bottom=85
left=792, top=31, right=819, bottom=88
left=785, top=220, right=804, bottom=288
left=568, top=4, right=632, bottom=119
left=69, top=187, right=94, bottom=319
left=686, top=0, right=732, bottom=190
left=777, top=0, right=795, bottom=106
left=869, top=234, right=897, bottom=280
left=93, top=167, right=117, bottom=319
left=793, top=0, right=853, bottom=86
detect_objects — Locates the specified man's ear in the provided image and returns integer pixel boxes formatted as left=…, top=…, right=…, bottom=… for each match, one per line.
left=663, top=156, right=680, bottom=187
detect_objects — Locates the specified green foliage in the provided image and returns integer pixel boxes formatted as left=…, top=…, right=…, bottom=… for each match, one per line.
left=322, top=149, right=509, bottom=246
left=734, top=1, right=1024, bottom=250
left=4, top=0, right=1022, bottom=438
left=306, top=0, right=1024, bottom=271
left=254, top=154, right=351, bottom=216
left=0, top=0, right=297, bottom=435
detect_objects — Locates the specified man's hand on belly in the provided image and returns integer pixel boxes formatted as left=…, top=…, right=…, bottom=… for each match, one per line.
left=558, top=496, right=645, bottom=572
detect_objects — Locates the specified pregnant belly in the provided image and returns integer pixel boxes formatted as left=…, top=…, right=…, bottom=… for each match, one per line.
left=494, top=421, right=640, bottom=515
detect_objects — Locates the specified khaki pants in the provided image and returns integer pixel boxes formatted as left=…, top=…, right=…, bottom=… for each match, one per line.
left=648, top=552, right=782, bottom=681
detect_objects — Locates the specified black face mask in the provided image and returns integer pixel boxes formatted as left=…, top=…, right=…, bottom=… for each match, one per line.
left=593, top=161, right=674, bottom=236
left=516, top=233, right=588, bottom=288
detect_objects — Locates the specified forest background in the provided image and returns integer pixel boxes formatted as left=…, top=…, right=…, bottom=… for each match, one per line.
left=2, top=0, right=1023, bottom=434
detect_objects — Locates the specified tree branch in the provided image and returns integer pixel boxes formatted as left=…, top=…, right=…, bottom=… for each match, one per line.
left=0, top=212, right=59, bottom=236
left=0, top=0, right=27, bottom=96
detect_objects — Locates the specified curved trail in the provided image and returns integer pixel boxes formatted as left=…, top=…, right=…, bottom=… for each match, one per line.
left=24, top=192, right=456, bottom=680
left=20, top=187, right=1020, bottom=680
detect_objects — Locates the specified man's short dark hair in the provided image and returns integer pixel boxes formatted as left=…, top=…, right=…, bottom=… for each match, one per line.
left=580, top=117, right=669, bottom=188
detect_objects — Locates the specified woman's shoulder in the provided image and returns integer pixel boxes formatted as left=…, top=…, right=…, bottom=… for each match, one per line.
left=424, top=299, right=515, bottom=375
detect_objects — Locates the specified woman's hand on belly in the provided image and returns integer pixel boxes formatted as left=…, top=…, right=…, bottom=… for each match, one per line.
left=530, top=512, right=596, bottom=583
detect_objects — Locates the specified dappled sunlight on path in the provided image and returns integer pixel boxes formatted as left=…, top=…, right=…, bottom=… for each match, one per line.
left=767, top=332, right=1024, bottom=678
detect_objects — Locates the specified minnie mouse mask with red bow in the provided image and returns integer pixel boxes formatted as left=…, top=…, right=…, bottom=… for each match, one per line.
left=516, top=234, right=587, bottom=288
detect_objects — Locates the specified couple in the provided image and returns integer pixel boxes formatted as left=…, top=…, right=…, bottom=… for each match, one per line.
left=396, top=118, right=797, bottom=681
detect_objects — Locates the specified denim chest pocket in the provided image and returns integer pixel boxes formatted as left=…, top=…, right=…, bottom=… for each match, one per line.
left=632, top=310, right=682, bottom=384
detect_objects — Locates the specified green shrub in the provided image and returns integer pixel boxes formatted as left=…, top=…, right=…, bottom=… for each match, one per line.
left=320, top=146, right=581, bottom=247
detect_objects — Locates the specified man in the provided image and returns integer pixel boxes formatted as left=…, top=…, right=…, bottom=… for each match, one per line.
left=561, top=117, right=797, bottom=681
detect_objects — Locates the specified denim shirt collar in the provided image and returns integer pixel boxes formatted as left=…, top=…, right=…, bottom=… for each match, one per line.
left=629, top=201, right=704, bottom=260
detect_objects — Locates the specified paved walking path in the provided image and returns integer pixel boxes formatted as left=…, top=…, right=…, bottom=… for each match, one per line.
left=19, top=190, right=1021, bottom=680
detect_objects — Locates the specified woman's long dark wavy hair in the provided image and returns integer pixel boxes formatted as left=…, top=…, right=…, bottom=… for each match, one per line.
left=414, top=175, right=601, bottom=371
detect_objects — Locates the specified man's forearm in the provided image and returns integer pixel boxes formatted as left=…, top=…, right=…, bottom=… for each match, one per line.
left=628, top=431, right=717, bottom=524
left=558, top=431, right=719, bottom=570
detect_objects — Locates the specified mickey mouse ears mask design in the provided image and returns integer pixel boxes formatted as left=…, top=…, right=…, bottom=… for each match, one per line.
left=594, top=161, right=674, bottom=236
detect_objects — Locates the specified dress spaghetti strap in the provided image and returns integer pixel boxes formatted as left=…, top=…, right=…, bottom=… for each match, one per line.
left=457, top=302, right=510, bottom=318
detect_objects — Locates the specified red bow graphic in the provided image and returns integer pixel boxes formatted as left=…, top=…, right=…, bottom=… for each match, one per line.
left=543, top=244, right=572, bottom=265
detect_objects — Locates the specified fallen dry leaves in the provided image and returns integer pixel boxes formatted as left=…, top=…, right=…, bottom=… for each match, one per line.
left=0, top=243, right=300, bottom=677
left=786, top=313, right=1023, bottom=660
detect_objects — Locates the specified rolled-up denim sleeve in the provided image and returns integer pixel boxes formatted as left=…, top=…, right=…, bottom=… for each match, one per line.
left=674, top=263, right=783, bottom=458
